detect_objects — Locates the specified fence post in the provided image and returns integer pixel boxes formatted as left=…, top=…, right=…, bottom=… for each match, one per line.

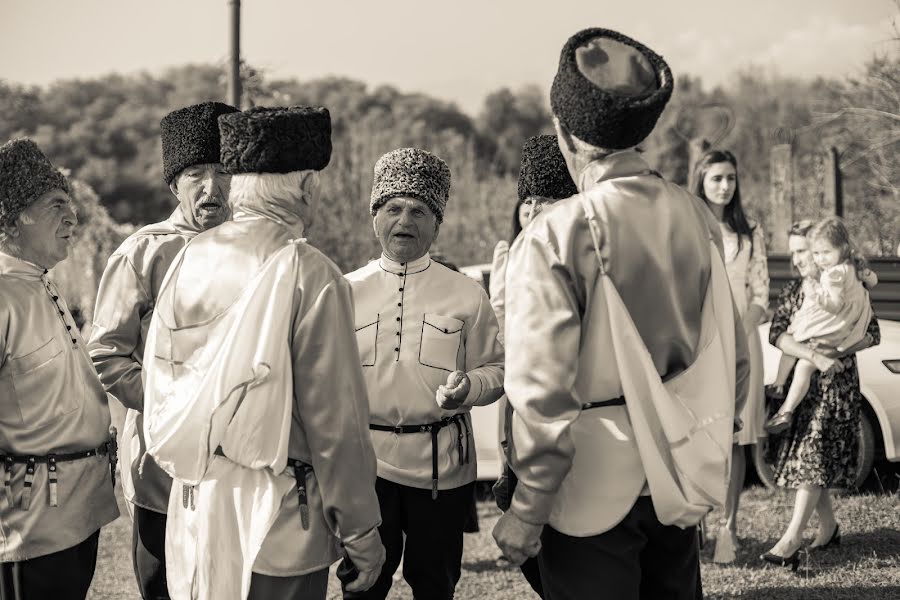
left=769, top=144, right=794, bottom=253
left=823, top=146, right=843, bottom=217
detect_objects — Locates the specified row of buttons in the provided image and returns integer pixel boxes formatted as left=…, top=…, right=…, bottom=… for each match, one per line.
left=42, top=272, right=78, bottom=347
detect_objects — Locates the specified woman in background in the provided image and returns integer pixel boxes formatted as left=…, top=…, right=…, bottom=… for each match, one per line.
left=691, top=149, right=769, bottom=562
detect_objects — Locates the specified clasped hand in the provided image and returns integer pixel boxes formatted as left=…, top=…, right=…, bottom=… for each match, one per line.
left=435, top=370, right=470, bottom=410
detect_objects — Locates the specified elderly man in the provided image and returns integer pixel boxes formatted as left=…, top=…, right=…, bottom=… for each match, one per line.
left=141, top=106, right=384, bottom=600
left=87, top=100, right=237, bottom=600
left=493, top=28, right=750, bottom=599
left=344, top=148, right=504, bottom=600
left=0, top=139, right=119, bottom=600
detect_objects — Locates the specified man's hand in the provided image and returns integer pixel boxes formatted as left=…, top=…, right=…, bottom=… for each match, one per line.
left=436, top=370, right=470, bottom=410
left=492, top=510, right=543, bottom=566
left=344, top=562, right=383, bottom=593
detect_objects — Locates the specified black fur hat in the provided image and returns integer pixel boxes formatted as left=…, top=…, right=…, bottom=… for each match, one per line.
left=0, top=138, right=71, bottom=228
left=550, top=28, right=673, bottom=149
left=160, top=101, right=239, bottom=184
left=217, top=106, right=332, bottom=174
left=517, top=135, right=577, bottom=201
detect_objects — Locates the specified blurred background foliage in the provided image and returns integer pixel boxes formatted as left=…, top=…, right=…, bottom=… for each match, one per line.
left=2, top=43, right=897, bottom=325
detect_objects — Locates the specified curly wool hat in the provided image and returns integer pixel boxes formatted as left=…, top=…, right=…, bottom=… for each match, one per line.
left=550, top=28, right=673, bottom=149
left=218, top=106, right=332, bottom=174
left=161, top=101, right=239, bottom=183
left=517, top=135, right=578, bottom=201
left=370, top=148, right=451, bottom=223
left=0, top=138, right=71, bottom=228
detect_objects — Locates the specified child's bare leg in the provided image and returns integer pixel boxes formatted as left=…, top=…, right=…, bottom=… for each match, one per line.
left=778, top=359, right=817, bottom=415
left=773, top=354, right=798, bottom=388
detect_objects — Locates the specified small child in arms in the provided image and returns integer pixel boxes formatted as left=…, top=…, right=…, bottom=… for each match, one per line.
left=766, top=217, right=877, bottom=433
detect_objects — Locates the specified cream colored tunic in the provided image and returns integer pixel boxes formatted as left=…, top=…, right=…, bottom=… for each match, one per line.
left=504, top=151, right=751, bottom=527
left=89, top=207, right=202, bottom=513
left=346, top=254, right=505, bottom=490
left=142, top=197, right=382, bottom=585
left=0, top=252, right=119, bottom=561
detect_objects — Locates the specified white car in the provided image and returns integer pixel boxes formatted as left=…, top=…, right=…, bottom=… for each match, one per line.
left=752, top=319, right=900, bottom=488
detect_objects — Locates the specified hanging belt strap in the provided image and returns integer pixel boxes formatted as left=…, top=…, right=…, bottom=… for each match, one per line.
left=1, top=438, right=118, bottom=510
left=582, top=395, right=626, bottom=411
left=369, top=413, right=468, bottom=500
left=212, top=447, right=313, bottom=529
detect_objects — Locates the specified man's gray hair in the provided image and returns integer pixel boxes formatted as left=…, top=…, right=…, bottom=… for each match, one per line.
left=229, top=170, right=318, bottom=208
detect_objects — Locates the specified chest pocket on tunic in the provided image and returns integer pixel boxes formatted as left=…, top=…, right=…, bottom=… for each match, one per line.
left=0, top=336, right=72, bottom=427
left=419, top=313, right=464, bottom=372
left=355, top=316, right=379, bottom=367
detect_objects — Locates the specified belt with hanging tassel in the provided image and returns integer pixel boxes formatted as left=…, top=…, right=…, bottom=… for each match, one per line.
left=1, top=429, right=118, bottom=510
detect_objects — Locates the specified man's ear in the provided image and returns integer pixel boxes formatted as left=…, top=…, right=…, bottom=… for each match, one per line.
left=433, top=222, right=440, bottom=242
left=168, top=179, right=179, bottom=197
left=0, top=220, right=19, bottom=239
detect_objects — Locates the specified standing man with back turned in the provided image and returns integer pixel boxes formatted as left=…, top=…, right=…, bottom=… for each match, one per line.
left=493, top=28, right=750, bottom=600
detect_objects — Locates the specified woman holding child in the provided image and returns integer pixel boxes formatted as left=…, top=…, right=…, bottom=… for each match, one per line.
left=762, top=219, right=880, bottom=569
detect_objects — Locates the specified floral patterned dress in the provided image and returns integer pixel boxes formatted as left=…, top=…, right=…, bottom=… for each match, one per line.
left=765, top=279, right=881, bottom=488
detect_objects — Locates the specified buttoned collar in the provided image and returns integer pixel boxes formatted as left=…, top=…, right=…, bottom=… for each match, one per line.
left=0, top=249, right=47, bottom=280
left=577, top=149, right=655, bottom=192
left=379, top=252, right=431, bottom=275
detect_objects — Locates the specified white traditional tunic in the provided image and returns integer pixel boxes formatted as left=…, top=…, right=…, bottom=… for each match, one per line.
left=0, top=251, right=119, bottom=561
left=504, top=151, right=751, bottom=531
left=142, top=197, right=382, bottom=600
left=89, top=206, right=202, bottom=513
left=346, top=254, right=504, bottom=490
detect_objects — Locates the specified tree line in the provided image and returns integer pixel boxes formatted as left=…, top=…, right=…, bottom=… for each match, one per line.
left=1, top=47, right=897, bottom=325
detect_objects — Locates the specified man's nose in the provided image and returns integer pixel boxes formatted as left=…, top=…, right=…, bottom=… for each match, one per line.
left=62, top=202, right=77, bottom=227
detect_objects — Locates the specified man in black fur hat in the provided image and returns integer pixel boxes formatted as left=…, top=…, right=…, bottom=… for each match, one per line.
left=493, top=28, right=750, bottom=599
left=140, top=106, right=384, bottom=600
left=88, top=100, right=238, bottom=600
left=0, top=138, right=119, bottom=600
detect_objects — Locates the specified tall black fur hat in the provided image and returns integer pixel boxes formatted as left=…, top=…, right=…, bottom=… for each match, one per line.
left=217, top=106, right=332, bottom=174
left=370, top=148, right=451, bottom=224
left=0, top=138, right=71, bottom=228
left=160, top=101, right=239, bottom=183
left=517, top=135, right=578, bottom=201
left=550, top=28, right=673, bottom=149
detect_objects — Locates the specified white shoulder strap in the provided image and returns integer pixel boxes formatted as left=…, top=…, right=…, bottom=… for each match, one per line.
left=578, top=191, right=606, bottom=276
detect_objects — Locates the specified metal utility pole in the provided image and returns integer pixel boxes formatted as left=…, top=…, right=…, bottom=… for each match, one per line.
left=227, top=0, right=242, bottom=108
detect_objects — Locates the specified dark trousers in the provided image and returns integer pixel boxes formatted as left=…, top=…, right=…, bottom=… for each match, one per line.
left=538, top=497, right=702, bottom=600
left=132, top=506, right=169, bottom=600
left=343, top=478, right=473, bottom=600
left=0, top=529, right=100, bottom=600
left=248, top=568, right=328, bottom=600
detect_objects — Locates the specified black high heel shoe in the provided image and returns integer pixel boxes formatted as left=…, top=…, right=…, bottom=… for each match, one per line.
left=809, top=524, right=841, bottom=552
left=760, top=546, right=803, bottom=572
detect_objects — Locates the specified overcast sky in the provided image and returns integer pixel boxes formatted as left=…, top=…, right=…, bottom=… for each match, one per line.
left=1, top=0, right=896, bottom=114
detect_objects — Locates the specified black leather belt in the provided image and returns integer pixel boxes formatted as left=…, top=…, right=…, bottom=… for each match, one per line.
left=212, top=446, right=314, bottom=530
left=369, top=413, right=470, bottom=500
left=582, top=395, right=626, bottom=410
left=1, top=435, right=118, bottom=510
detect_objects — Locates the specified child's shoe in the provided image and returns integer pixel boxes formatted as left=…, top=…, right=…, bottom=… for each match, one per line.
left=765, top=411, right=794, bottom=434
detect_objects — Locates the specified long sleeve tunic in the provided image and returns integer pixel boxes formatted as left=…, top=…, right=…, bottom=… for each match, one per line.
left=346, top=254, right=505, bottom=490
left=88, top=207, right=201, bottom=513
left=504, top=151, right=751, bottom=526
left=0, top=252, right=119, bottom=561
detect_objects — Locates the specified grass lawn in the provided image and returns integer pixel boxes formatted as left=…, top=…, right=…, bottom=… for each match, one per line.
left=88, top=483, right=900, bottom=599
